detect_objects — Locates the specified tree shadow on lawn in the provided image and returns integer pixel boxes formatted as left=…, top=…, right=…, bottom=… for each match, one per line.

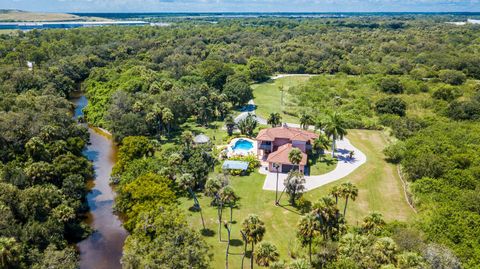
left=277, top=203, right=302, bottom=216
left=188, top=205, right=201, bottom=212
left=229, top=239, right=244, bottom=247
left=201, top=228, right=215, bottom=237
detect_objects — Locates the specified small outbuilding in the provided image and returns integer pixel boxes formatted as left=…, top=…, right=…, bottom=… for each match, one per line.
left=222, top=160, right=250, bottom=172
left=193, top=134, right=210, bottom=145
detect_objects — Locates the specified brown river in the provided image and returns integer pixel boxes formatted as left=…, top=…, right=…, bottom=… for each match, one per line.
left=73, top=95, right=127, bottom=269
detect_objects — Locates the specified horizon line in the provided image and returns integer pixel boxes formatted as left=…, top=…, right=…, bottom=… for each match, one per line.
left=5, top=9, right=480, bottom=14
left=67, top=11, right=480, bottom=14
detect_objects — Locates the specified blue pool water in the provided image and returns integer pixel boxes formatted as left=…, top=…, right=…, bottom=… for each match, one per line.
left=232, top=139, right=254, bottom=152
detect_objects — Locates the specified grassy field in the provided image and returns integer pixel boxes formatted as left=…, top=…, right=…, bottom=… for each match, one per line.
left=180, top=129, right=414, bottom=268
left=252, top=76, right=312, bottom=124
left=306, top=130, right=414, bottom=224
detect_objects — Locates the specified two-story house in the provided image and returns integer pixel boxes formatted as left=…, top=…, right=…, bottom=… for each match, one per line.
left=256, top=126, right=318, bottom=174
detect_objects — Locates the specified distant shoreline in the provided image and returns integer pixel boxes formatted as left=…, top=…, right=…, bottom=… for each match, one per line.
left=71, top=11, right=480, bottom=17
left=0, top=21, right=151, bottom=30
left=0, top=10, right=110, bottom=22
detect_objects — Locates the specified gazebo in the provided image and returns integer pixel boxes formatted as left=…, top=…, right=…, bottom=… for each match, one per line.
left=193, top=134, right=210, bottom=145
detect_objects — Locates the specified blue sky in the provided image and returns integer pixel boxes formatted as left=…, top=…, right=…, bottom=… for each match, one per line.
left=2, top=0, right=480, bottom=13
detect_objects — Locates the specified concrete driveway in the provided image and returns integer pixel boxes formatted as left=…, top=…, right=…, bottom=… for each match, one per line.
left=261, top=137, right=367, bottom=192
left=239, top=74, right=367, bottom=192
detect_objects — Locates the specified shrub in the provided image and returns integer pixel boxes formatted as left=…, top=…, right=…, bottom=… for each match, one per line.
left=375, top=97, right=407, bottom=116
left=432, top=86, right=461, bottom=102
left=392, top=117, right=430, bottom=140
left=447, top=100, right=480, bottom=120
left=438, top=70, right=466, bottom=85
left=379, top=77, right=404, bottom=94
left=383, top=141, right=406, bottom=163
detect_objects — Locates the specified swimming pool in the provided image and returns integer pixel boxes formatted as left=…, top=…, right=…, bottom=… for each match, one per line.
left=227, top=138, right=256, bottom=157
left=232, top=139, right=254, bottom=151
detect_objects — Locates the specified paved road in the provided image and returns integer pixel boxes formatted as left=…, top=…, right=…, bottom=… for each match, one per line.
left=234, top=100, right=267, bottom=125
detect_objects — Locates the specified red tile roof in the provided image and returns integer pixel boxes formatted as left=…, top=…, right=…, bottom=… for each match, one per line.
left=266, top=144, right=308, bottom=166
left=256, top=126, right=319, bottom=142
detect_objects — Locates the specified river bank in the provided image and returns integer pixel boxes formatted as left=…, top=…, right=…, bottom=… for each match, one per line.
left=72, top=94, right=127, bottom=269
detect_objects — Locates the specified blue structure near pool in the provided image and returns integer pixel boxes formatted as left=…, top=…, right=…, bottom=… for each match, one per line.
left=222, top=160, right=250, bottom=171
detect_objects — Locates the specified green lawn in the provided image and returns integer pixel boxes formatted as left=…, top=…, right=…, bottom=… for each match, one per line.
left=305, top=130, right=414, bottom=224
left=180, top=129, right=414, bottom=268
left=308, top=154, right=338, bottom=176
left=179, top=119, right=230, bottom=145
left=252, top=76, right=312, bottom=124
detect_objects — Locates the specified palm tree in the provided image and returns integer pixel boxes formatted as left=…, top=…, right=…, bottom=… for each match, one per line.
left=362, top=212, right=386, bottom=236
left=205, top=177, right=225, bottom=241
left=372, top=237, right=397, bottom=265
left=315, top=118, right=325, bottom=132
left=197, top=96, right=212, bottom=125
left=178, top=173, right=196, bottom=205
left=340, top=182, right=358, bottom=217
left=224, top=222, right=232, bottom=269
left=396, top=252, right=426, bottom=268
left=297, top=213, right=321, bottom=263
left=0, top=237, right=20, bottom=268
left=267, top=112, right=282, bottom=127
left=224, top=114, right=236, bottom=136
left=312, top=196, right=339, bottom=240
left=162, top=107, right=174, bottom=136
left=219, top=186, right=239, bottom=223
left=238, top=113, right=258, bottom=136
left=254, top=241, right=279, bottom=267
left=284, top=170, right=306, bottom=206
left=241, top=214, right=266, bottom=269
left=178, top=173, right=205, bottom=229
left=288, top=148, right=303, bottom=171
left=288, top=259, right=310, bottom=269
left=151, top=103, right=164, bottom=136
left=312, top=134, right=330, bottom=156
left=300, top=113, right=313, bottom=130
left=204, top=177, right=222, bottom=204
left=324, top=112, right=348, bottom=158
left=181, top=131, right=194, bottom=150
left=217, top=93, right=231, bottom=120
left=330, top=185, right=343, bottom=205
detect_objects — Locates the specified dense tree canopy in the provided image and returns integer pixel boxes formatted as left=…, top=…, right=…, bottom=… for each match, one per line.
left=0, top=85, right=91, bottom=268
left=1, top=14, right=480, bottom=268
